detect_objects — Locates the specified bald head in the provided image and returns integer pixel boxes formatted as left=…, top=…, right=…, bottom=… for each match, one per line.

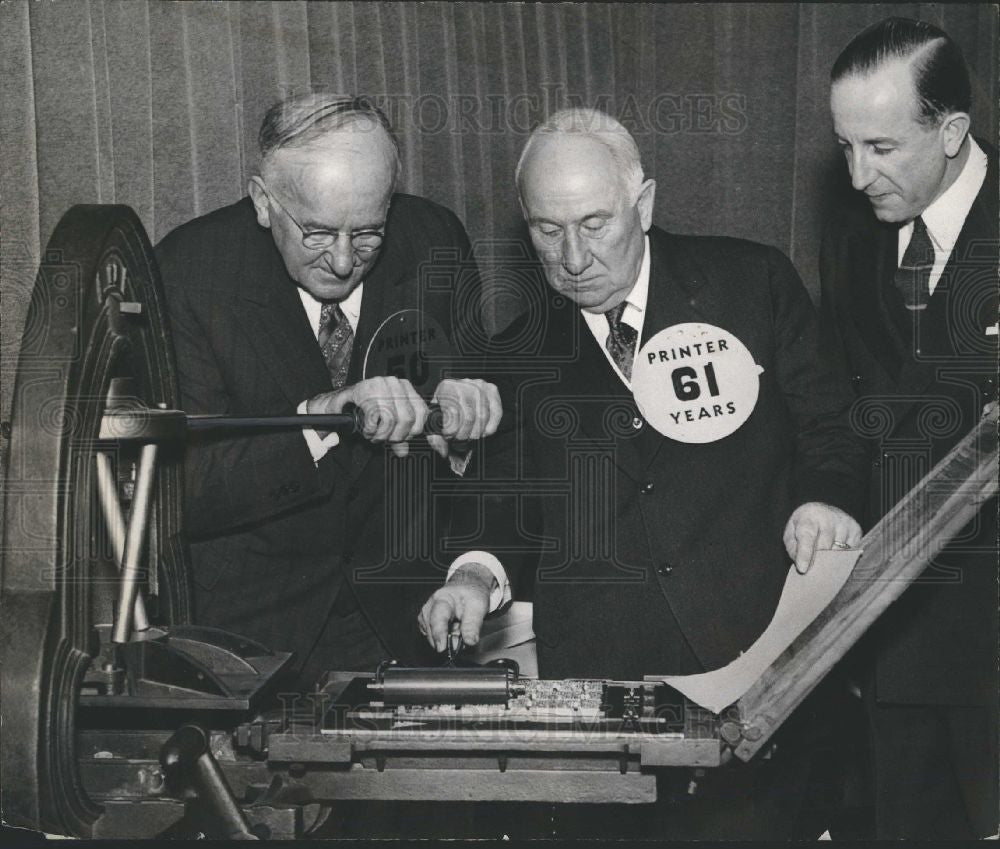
left=263, top=119, right=396, bottom=212
left=516, top=108, right=645, bottom=206
left=516, top=110, right=655, bottom=314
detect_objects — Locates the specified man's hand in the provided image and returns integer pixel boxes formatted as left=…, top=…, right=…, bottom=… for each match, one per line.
left=307, top=376, right=428, bottom=457
left=783, top=502, right=862, bottom=574
left=426, top=378, right=503, bottom=458
left=418, top=563, right=496, bottom=652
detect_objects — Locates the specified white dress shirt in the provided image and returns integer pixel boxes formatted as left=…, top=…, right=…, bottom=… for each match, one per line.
left=897, top=137, right=988, bottom=296
left=580, top=235, right=651, bottom=385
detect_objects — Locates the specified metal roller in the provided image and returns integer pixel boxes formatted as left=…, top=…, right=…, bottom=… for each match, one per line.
left=369, top=665, right=522, bottom=706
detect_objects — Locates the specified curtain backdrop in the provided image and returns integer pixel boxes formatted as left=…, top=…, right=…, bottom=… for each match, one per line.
left=2, top=1, right=997, bottom=430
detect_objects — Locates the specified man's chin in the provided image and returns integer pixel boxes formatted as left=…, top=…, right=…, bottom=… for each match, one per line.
left=867, top=196, right=910, bottom=224
left=302, top=276, right=361, bottom=302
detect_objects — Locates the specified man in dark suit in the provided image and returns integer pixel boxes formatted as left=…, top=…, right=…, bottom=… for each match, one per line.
left=156, top=95, right=500, bottom=693
left=821, top=18, right=998, bottom=839
left=420, top=108, right=868, bottom=838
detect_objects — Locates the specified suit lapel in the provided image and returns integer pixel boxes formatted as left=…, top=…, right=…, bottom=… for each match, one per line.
left=350, top=240, right=405, bottom=385
left=232, top=217, right=365, bottom=482
left=535, top=292, right=648, bottom=483
left=635, top=229, right=740, bottom=473
left=897, top=158, right=1000, bottom=398
left=849, top=221, right=911, bottom=383
left=232, top=221, right=332, bottom=410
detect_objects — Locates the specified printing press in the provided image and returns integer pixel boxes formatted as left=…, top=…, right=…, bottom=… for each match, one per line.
left=1, top=206, right=996, bottom=839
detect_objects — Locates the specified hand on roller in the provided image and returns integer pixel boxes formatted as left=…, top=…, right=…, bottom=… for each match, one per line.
left=307, top=376, right=428, bottom=457
left=426, top=378, right=503, bottom=458
left=418, top=563, right=497, bottom=652
left=307, top=376, right=502, bottom=458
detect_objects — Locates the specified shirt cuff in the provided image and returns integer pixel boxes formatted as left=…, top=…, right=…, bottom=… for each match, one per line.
left=446, top=551, right=511, bottom=613
left=298, top=399, right=341, bottom=463
left=448, top=446, right=473, bottom=477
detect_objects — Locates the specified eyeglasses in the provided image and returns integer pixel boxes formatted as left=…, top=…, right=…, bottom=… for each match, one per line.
left=266, top=190, right=386, bottom=254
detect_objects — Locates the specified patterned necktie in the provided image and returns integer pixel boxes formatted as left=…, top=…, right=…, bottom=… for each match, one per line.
left=605, top=301, right=638, bottom=380
left=894, top=216, right=934, bottom=311
left=318, top=302, right=354, bottom=390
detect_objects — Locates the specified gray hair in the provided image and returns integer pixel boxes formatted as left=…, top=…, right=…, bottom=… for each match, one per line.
left=515, top=108, right=645, bottom=202
left=258, top=93, right=401, bottom=187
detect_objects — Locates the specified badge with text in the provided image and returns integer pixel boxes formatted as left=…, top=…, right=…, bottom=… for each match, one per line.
left=363, top=309, right=453, bottom=397
left=632, top=322, right=764, bottom=443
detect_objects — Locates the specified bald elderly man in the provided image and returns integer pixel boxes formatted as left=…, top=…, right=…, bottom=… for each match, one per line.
left=156, top=95, right=500, bottom=692
left=420, top=108, right=868, bottom=839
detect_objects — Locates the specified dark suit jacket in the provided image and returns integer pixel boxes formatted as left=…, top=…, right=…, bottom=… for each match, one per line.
left=460, top=226, right=866, bottom=681
left=819, top=144, right=999, bottom=707
left=155, top=194, right=479, bottom=675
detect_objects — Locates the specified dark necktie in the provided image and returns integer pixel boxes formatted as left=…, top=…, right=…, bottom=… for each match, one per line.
left=318, top=302, right=354, bottom=390
left=605, top=301, right=638, bottom=380
left=894, top=216, right=934, bottom=311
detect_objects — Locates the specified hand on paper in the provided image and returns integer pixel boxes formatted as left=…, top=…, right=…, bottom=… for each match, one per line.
left=783, top=501, right=862, bottom=574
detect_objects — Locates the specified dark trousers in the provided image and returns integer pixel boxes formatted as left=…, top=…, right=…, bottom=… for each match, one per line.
left=866, top=700, right=999, bottom=840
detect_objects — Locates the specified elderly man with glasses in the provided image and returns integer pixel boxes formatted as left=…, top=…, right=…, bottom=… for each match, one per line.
left=155, top=94, right=500, bottom=693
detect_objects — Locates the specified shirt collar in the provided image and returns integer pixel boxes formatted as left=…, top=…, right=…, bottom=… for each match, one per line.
left=297, top=282, right=364, bottom=335
left=581, top=235, right=650, bottom=329
left=920, top=137, right=988, bottom=253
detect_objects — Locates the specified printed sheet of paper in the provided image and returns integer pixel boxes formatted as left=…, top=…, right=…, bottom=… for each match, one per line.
left=661, top=549, right=862, bottom=713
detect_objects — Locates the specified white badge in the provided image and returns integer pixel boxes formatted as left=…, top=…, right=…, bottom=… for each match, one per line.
left=632, top=322, right=764, bottom=443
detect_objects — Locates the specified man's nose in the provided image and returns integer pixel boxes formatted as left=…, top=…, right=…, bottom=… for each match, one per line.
left=325, top=233, right=358, bottom=278
left=849, top=149, right=876, bottom=191
left=561, top=229, right=593, bottom=276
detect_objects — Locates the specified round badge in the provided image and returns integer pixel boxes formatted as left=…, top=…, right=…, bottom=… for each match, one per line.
left=362, top=309, right=454, bottom=397
left=632, top=323, right=764, bottom=443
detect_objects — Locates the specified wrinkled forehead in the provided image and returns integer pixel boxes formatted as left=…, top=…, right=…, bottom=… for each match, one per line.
left=521, top=135, right=629, bottom=217
left=266, top=132, right=395, bottom=223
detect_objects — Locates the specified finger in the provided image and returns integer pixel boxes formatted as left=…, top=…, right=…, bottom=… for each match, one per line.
left=427, top=596, right=456, bottom=653
left=794, top=521, right=819, bottom=574
left=459, top=600, right=487, bottom=647
left=417, top=603, right=437, bottom=648
left=815, top=520, right=836, bottom=553
left=386, top=380, right=417, bottom=444
left=372, top=397, right=398, bottom=442
left=433, top=381, right=458, bottom=439
left=484, top=383, right=503, bottom=436
left=426, top=433, right=449, bottom=458
left=401, top=380, right=428, bottom=441
left=466, top=384, right=489, bottom=441
left=847, top=521, right=863, bottom=547
left=782, top=521, right=798, bottom=561
left=455, top=388, right=479, bottom=442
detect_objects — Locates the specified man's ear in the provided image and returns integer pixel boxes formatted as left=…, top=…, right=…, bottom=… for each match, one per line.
left=940, top=112, right=971, bottom=158
left=247, top=177, right=272, bottom=228
left=636, top=179, right=656, bottom=233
